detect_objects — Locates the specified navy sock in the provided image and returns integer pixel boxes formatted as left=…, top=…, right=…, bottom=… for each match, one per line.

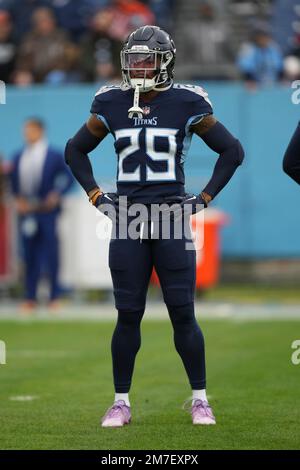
left=111, top=309, right=144, bottom=393
left=166, top=303, right=206, bottom=390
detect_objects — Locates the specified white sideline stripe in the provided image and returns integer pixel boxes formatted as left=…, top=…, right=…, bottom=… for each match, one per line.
left=9, top=350, right=79, bottom=358
left=9, top=396, right=39, bottom=402
left=0, top=302, right=300, bottom=321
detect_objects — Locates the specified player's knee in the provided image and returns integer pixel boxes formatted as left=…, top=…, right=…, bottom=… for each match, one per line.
left=166, top=302, right=196, bottom=326
left=117, top=309, right=144, bottom=326
left=114, top=297, right=146, bottom=313
left=163, top=286, right=194, bottom=307
left=113, top=285, right=147, bottom=313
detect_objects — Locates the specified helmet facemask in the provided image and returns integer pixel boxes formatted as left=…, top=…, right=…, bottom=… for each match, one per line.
left=121, top=45, right=174, bottom=119
left=121, top=45, right=174, bottom=93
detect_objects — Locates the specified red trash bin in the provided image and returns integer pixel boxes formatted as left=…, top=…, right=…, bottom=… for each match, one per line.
left=0, top=200, right=16, bottom=283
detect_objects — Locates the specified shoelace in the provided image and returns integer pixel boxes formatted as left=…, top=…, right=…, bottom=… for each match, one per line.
left=182, top=398, right=212, bottom=415
left=103, top=401, right=128, bottom=419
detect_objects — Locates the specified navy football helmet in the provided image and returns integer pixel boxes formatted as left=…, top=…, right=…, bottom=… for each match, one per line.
left=121, top=25, right=176, bottom=93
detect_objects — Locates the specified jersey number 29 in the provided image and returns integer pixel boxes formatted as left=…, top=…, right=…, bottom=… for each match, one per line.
left=115, top=128, right=178, bottom=182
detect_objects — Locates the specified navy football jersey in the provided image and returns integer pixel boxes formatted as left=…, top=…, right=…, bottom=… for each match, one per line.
left=90, top=83, right=213, bottom=203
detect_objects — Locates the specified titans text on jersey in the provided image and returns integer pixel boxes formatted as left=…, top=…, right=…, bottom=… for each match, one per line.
left=132, top=116, right=158, bottom=126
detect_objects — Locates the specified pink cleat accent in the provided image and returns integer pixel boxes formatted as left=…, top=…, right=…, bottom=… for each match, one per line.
left=183, top=399, right=216, bottom=425
left=101, top=400, right=131, bottom=428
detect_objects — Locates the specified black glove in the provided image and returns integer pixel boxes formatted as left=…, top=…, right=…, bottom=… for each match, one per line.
left=164, top=193, right=207, bottom=220
left=179, top=193, right=207, bottom=214
left=95, top=192, right=119, bottom=219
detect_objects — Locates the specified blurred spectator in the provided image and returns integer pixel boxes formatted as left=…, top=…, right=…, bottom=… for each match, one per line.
left=14, top=7, right=80, bottom=84
left=10, top=118, right=74, bottom=313
left=147, top=0, right=174, bottom=31
left=6, top=0, right=51, bottom=42
left=12, top=70, right=35, bottom=87
left=106, top=0, right=155, bottom=42
left=284, top=55, right=300, bottom=82
left=80, top=0, right=155, bottom=82
left=179, top=1, right=234, bottom=80
left=0, top=0, right=157, bottom=84
left=0, top=0, right=13, bottom=8
left=283, top=34, right=300, bottom=81
left=51, top=0, right=109, bottom=43
left=0, top=10, right=16, bottom=83
left=80, top=8, right=122, bottom=82
left=237, top=20, right=283, bottom=86
left=271, top=0, right=298, bottom=57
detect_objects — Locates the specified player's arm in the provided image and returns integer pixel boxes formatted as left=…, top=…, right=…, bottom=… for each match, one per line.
left=283, top=122, right=300, bottom=185
left=64, top=115, right=109, bottom=203
left=192, top=115, right=245, bottom=202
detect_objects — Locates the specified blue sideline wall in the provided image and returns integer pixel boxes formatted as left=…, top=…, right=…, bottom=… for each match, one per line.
left=1, top=83, right=299, bottom=258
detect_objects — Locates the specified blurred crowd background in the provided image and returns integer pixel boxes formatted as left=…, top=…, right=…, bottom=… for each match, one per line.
left=1, top=0, right=300, bottom=87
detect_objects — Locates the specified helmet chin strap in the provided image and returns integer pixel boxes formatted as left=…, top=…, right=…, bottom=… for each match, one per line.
left=153, top=80, right=173, bottom=92
left=127, top=76, right=173, bottom=119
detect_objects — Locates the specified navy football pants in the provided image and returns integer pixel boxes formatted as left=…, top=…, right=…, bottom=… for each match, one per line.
left=109, top=220, right=206, bottom=393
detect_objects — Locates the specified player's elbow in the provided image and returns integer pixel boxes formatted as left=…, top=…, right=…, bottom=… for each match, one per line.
left=282, top=157, right=291, bottom=176
left=224, top=139, right=245, bottom=167
left=201, top=121, right=245, bottom=166
left=65, top=124, right=102, bottom=166
left=282, top=151, right=295, bottom=177
left=234, top=139, right=245, bottom=166
left=64, top=138, right=79, bottom=165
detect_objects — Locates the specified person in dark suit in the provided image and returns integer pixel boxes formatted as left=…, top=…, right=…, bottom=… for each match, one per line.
left=10, top=118, right=74, bottom=312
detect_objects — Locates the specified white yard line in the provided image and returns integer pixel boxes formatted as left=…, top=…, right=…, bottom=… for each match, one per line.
left=9, top=396, right=39, bottom=402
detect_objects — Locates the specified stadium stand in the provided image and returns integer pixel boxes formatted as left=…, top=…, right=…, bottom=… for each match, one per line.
left=0, top=0, right=288, bottom=84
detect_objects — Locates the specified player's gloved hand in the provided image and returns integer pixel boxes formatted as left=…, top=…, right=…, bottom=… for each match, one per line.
left=164, top=193, right=208, bottom=220
left=95, top=192, right=119, bottom=220
left=179, top=193, right=208, bottom=214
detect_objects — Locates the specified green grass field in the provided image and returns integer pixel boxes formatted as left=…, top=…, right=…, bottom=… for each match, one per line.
left=0, top=318, right=300, bottom=450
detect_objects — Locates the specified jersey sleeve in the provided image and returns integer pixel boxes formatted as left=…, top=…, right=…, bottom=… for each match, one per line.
left=90, top=85, right=114, bottom=132
left=188, top=85, right=213, bottom=126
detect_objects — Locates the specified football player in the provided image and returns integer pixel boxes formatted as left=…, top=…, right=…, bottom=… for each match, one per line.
left=283, top=122, right=300, bottom=185
left=65, top=26, right=244, bottom=427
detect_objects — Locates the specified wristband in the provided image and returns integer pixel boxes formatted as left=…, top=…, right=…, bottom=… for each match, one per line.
left=89, top=190, right=102, bottom=206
